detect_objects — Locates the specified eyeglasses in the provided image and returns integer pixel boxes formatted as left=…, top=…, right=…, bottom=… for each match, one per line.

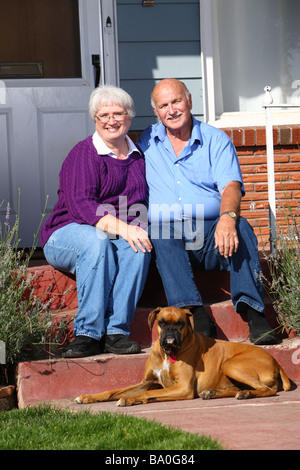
left=95, top=112, right=128, bottom=123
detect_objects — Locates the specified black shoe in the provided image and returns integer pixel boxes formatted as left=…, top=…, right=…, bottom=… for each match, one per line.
left=190, top=306, right=217, bottom=337
left=104, top=334, right=141, bottom=355
left=248, top=309, right=279, bottom=345
left=62, top=335, right=102, bottom=358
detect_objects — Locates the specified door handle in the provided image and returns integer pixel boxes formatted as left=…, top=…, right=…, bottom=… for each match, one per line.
left=92, top=54, right=100, bottom=88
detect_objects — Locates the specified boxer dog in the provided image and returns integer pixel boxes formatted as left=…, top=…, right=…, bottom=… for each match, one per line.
left=75, top=306, right=290, bottom=406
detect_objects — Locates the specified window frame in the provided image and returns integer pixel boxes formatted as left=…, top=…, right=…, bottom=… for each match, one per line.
left=199, top=0, right=300, bottom=127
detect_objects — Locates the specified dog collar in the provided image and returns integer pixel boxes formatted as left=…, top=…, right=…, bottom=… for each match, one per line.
left=169, top=355, right=176, bottom=363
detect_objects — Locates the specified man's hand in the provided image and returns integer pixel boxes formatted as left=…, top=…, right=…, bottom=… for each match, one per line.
left=214, top=214, right=239, bottom=258
left=215, top=181, right=241, bottom=257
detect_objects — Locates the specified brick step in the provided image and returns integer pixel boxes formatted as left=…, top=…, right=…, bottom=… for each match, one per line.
left=28, top=255, right=278, bottom=307
left=28, top=260, right=234, bottom=311
left=28, top=259, right=296, bottom=346
left=16, top=337, right=300, bottom=408
left=52, top=300, right=293, bottom=349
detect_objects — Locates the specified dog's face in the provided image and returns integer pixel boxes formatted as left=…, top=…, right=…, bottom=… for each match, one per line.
left=148, top=307, right=194, bottom=357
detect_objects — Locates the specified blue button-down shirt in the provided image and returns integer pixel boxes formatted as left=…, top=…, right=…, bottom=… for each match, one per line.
left=138, top=116, right=244, bottom=223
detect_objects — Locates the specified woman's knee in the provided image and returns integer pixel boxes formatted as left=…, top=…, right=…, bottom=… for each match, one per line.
left=46, top=224, right=113, bottom=264
left=81, top=228, right=115, bottom=263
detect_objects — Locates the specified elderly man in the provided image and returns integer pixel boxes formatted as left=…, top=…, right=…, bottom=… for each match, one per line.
left=138, top=78, right=277, bottom=345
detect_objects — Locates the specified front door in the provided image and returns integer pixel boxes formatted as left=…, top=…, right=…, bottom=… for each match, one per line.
left=0, top=0, right=118, bottom=246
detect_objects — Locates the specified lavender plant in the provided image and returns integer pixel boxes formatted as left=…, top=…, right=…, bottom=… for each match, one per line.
left=262, top=203, right=300, bottom=335
left=0, top=194, right=69, bottom=379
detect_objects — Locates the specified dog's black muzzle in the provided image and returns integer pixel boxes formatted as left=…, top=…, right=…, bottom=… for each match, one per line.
left=159, top=322, right=182, bottom=356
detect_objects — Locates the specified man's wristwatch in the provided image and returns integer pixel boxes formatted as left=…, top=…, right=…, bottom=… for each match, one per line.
left=220, top=211, right=237, bottom=220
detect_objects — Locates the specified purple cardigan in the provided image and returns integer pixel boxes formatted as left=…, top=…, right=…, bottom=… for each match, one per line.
left=40, top=136, right=148, bottom=247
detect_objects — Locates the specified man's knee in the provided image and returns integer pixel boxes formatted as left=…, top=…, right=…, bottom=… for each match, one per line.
left=236, top=217, right=256, bottom=238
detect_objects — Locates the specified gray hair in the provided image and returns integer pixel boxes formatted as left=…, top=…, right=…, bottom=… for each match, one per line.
left=89, top=85, right=136, bottom=120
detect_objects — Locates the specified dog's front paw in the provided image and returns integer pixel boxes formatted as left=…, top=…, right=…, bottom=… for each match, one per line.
left=75, top=394, right=95, bottom=404
left=116, top=397, right=134, bottom=407
left=199, top=390, right=216, bottom=400
left=235, top=391, right=250, bottom=400
left=117, top=397, right=143, bottom=407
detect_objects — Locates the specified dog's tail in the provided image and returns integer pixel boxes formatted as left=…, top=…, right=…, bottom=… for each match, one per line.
left=279, top=365, right=291, bottom=391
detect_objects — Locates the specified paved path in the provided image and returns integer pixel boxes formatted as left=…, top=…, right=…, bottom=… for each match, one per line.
left=51, top=384, right=300, bottom=450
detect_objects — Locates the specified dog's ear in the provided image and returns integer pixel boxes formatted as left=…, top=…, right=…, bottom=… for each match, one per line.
left=148, top=307, right=162, bottom=330
left=186, top=312, right=194, bottom=331
left=179, top=308, right=195, bottom=331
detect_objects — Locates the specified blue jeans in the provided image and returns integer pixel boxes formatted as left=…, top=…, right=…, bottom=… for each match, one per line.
left=43, top=223, right=151, bottom=341
left=150, top=217, right=264, bottom=313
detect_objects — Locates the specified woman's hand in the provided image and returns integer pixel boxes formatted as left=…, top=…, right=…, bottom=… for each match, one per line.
left=95, top=214, right=152, bottom=253
left=120, top=224, right=152, bottom=253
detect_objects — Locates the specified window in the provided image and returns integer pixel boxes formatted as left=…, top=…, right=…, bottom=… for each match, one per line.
left=0, top=0, right=81, bottom=79
left=201, top=0, right=300, bottom=124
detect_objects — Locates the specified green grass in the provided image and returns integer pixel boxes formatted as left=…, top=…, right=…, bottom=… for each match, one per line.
left=0, top=406, right=224, bottom=450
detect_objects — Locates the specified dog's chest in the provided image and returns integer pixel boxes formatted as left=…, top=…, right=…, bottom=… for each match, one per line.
left=153, top=355, right=174, bottom=387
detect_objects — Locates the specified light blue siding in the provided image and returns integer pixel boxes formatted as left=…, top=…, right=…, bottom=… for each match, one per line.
left=116, top=0, right=203, bottom=131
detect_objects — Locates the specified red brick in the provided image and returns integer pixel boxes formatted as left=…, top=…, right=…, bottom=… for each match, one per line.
left=255, top=148, right=268, bottom=155
left=274, top=146, right=299, bottom=154
left=239, top=156, right=267, bottom=165
left=223, top=129, right=232, bottom=139
left=244, top=128, right=255, bottom=146
left=244, top=184, right=255, bottom=192
left=243, top=192, right=269, bottom=201
left=291, top=126, right=300, bottom=145
left=240, top=165, right=257, bottom=173
left=232, top=128, right=244, bottom=147
left=274, top=163, right=300, bottom=172
left=279, top=127, right=292, bottom=145
left=236, top=149, right=254, bottom=156
left=272, top=127, right=279, bottom=146
left=243, top=174, right=267, bottom=183
left=256, top=128, right=266, bottom=146
left=256, top=165, right=268, bottom=173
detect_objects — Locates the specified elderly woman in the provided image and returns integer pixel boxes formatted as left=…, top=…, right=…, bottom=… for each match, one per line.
left=41, top=85, right=152, bottom=358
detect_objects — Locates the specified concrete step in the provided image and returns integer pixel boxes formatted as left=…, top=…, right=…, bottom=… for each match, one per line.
left=16, top=337, right=300, bottom=408
left=17, top=261, right=299, bottom=408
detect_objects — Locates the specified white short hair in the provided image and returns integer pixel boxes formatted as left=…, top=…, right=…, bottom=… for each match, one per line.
left=89, top=85, right=136, bottom=120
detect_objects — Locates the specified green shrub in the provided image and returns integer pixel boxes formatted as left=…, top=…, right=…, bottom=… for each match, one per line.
left=0, top=194, right=69, bottom=381
left=261, top=203, right=300, bottom=335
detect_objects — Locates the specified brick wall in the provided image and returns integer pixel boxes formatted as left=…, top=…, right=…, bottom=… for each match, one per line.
left=129, top=125, right=300, bottom=251
left=228, top=126, right=300, bottom=250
